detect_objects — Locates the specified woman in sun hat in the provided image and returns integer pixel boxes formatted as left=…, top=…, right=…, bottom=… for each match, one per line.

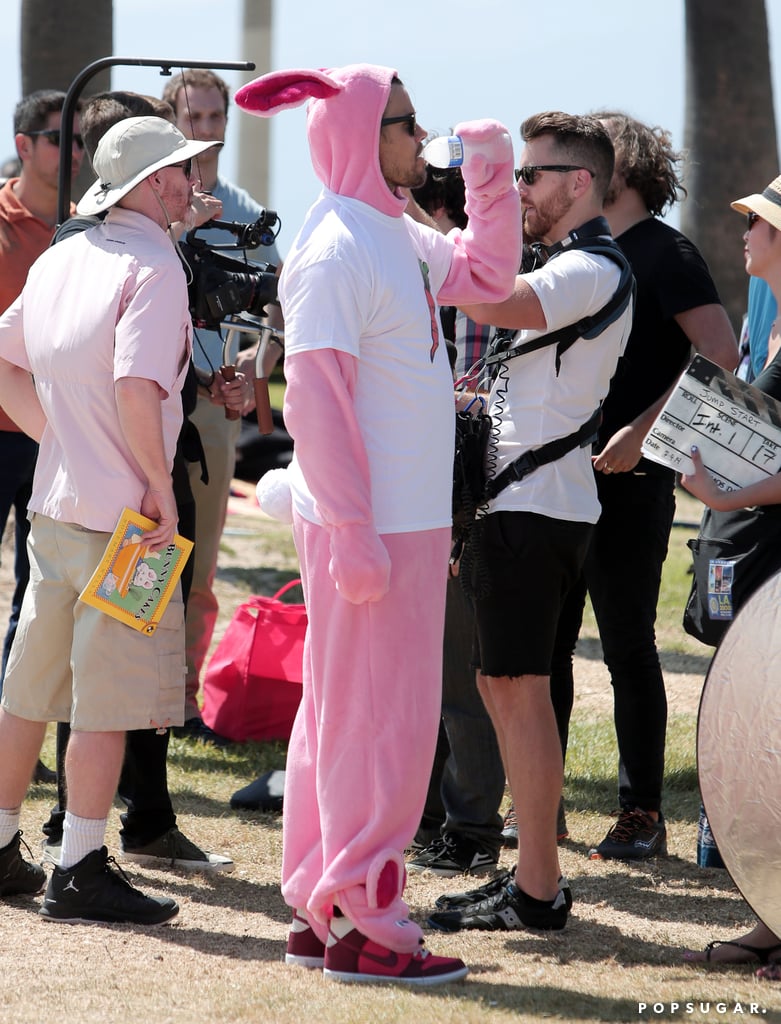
left=682, top=173, right=781, bottom=979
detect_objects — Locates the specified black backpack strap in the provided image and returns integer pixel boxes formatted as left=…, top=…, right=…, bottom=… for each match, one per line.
left=483, top=406, right=602, bottom=502
left=484, top=238, right=635, bottom=374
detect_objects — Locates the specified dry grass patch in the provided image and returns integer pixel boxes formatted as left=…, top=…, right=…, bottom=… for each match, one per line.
left=2, top=495, right=780, bottom=1023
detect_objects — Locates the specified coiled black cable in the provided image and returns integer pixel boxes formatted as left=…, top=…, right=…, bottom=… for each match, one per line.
left=459, top=332, right=513, bottom=600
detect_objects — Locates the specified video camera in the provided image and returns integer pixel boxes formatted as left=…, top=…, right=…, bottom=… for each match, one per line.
left=181, top=210, right=280, bottom=330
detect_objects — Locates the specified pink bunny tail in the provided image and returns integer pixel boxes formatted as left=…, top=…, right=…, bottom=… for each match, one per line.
left=235, top=69, right=342, bottom=116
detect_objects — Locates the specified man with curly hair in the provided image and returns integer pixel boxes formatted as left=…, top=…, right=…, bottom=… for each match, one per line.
left=549, top=111, right=737, bottom=860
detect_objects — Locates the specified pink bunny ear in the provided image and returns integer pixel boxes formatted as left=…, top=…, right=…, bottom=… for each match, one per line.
left=235, top=69, right=342, bottom=116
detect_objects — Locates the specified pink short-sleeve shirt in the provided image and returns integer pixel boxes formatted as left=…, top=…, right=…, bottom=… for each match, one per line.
left=0, top=207, right=192, bottom=531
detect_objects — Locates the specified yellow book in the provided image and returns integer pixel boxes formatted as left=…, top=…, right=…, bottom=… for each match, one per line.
left=79, top=508, right=193, bottom=636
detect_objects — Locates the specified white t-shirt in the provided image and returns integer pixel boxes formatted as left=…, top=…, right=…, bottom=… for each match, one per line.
left=280, top=189, right=456, bottom=534
left=486, top=248, right=631, bottom=524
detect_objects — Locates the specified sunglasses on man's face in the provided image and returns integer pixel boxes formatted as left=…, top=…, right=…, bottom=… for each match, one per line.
left=24, top=129, right=84, bottom=150
left=163, top=158, right=193, bottom=179
left=515, top=164, right=593, bottom=186
left=746, top=211, right=761, bottom=231
left=380, top=113, right=417, bottom=136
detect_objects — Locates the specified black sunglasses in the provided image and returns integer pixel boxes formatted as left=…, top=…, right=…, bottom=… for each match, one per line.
left=515, top=164, right=593, bottom=186
left=24, top=129, right=84, bottom=150
left=746, top=211, right=761, bottom=231
left=380, top=113, right=417, bottom=136
left=170, top=158, right=193, bottom=179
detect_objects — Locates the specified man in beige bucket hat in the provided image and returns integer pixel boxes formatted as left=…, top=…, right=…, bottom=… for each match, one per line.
left=0, top=116, right=220, bottom=925
left=77, top=113, right=217, bottom=220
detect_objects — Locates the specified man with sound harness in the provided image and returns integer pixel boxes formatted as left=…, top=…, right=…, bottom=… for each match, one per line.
left=428, top=111, right=634, bottom=936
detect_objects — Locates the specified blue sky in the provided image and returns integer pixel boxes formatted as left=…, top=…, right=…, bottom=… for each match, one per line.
left=1, top=0, right=780, bottom=258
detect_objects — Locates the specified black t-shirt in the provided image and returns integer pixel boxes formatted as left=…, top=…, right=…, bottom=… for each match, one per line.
left=735, top=349, right=781, bottom=519
left=752, top=345, right=781, bottom=401
left=599, top=217, right=722, bottom=450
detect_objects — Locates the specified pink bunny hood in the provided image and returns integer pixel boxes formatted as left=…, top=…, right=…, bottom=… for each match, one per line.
left=235, top=64, right=407, bottom=218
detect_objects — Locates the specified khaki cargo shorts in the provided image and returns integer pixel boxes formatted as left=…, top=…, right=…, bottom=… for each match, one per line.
left=2, top=514, right=186, bottom=731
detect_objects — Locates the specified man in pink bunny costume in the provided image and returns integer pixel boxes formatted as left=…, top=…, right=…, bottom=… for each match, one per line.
left=236, top=64, right=520, bottom=985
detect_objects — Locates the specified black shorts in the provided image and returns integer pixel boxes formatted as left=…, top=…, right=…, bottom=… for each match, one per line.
left=470, top=510, right=593, bottom=678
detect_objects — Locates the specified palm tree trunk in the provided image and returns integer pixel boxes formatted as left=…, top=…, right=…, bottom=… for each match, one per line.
left=237, top=0, right=273, bottom=203
left=21, top=0, right=113, bottom=95
left=21, top=0, right=113, bottom=200
left=682, top=0, right=777, bottom=332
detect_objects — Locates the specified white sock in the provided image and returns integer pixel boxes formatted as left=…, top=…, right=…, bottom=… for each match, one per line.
left=59, top=812, right=107, bottom=870
left=329, top=914, right=354, bottom=942
left=0, top=807, right=21, bottom=849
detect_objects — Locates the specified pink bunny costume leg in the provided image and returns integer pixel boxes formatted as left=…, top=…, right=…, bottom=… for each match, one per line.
left=235, top=65, right=517, bottom=956
left=282, top=515, right=450, bottom=953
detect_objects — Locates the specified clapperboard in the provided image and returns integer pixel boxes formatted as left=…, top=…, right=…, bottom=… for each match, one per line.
left=641, top=355, right=781, bottom=491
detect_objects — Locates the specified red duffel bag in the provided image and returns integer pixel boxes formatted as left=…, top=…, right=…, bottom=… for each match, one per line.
left=201, top=579, right=306, bottom=742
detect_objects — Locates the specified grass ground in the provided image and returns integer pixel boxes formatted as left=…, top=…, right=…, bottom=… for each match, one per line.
left=1, top=489, right=779, bottom=1023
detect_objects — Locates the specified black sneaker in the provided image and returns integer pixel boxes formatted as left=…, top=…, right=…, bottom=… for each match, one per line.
left=404, top=824, right=441, bottom=857
left=434, top=867, right=513, bottom=909
left=500, top=807, right=517, bottom=847
left=427, top=879, right=569, bottom=932
left=589, top=809, right=667, bottom=861
left=501, top=797, right=569, bottom=848
left=33, top=759, right=57, bottom=785
left=406, top=832, right=498, bottom=877
left=435, top=870, right=573, bottom=912
left=0, top=831, right=46, bottom=897
left=39, top=846, right=179, bottom=924
left=404, top=837, right=427, bottom=857
left=230, top=770, right=286, bottom=813
left=120, top=827, right=233, bottom=873
left=172, top=716, right=231, bottom=747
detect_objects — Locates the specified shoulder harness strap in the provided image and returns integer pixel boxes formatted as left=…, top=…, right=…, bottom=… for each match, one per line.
left=484, top=217, right=635, bottom=375
left=483, top=405, right=603, bottom=502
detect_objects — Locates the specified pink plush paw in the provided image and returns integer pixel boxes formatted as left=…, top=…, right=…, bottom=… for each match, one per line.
left=328, top=523, right=391, bottom=604
left=453, top=118, right=515, bottom=196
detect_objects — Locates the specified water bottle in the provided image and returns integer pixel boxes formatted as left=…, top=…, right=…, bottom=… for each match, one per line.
left=696, top=803, right=725, bottom=869
left=422, top=132, right=513, bottom=169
